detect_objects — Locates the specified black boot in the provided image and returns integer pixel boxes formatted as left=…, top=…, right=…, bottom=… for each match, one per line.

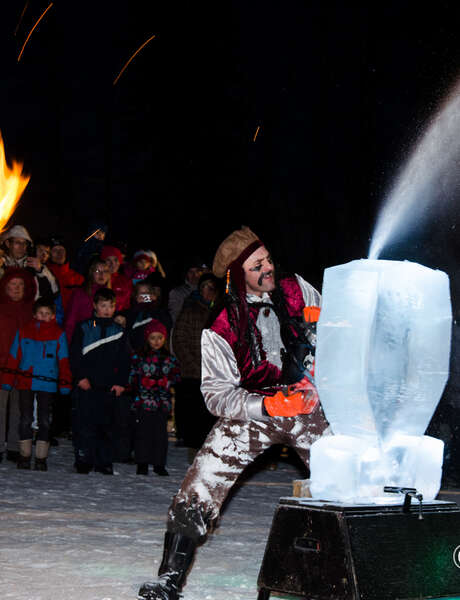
left=34, top=457, right=48, bottom=471
left=17, top=440, right=32, bottom=469
left=153, top=466, right=169, bottom=477
left=137, top=463, right=149, bottom=475
left=138, top=532, right=197, bottom=600
left=94, top=465, right=114, bottom=475
left=17, top=455, right=31, bottom=470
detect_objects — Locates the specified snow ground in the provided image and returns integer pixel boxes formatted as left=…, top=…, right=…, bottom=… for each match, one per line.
left=0, top=438, right=306, bottom=600
left=2, top=437, right=459, bottom=600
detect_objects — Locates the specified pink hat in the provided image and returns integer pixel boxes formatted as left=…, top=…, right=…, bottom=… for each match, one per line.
left=101, top=245, right=123, bottom=263
left=144, top=319, right=167, bottom=340
left=133, top=249, right=157, bottom=264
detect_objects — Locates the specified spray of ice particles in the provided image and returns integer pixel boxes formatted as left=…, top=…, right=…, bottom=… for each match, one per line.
left=369, top=79, right=460, bottom=260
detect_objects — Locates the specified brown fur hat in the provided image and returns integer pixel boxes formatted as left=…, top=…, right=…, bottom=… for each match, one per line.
left=212, top=226, right=262, bottom=277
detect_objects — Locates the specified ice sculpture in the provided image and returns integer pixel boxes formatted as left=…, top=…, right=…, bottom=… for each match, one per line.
left=310, top=259, right=452, bottom=503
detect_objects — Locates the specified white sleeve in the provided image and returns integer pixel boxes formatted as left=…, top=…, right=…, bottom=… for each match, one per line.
left=295, top=274, right=321, bottom=307
left=200, top=328, right=268, bottom=421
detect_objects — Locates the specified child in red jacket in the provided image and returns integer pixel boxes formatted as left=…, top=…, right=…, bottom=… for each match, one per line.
left=3, top=297, right=72, bottom=470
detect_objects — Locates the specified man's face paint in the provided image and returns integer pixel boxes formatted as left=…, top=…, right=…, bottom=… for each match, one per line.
left=243, top=245, right=275, bottom=297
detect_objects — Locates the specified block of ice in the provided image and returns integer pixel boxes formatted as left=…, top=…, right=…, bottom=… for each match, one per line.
left=309, top=435, right=372, bottom=502
left=315, top=259, right=452, bottom=444
left=310, top=259, right=451, bottom=503
left=309, top=434, right=444, bottom=503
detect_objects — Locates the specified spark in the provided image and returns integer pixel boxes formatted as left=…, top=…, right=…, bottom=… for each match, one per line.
left=84, top=228, right=101, bottom=243
left=17, top=2, right=54, bottom=62
left=113, top=34, right=156, bottom=86
left=253, top=125, right=261, bottom=142
left=14, top=0, right=30, bottom=36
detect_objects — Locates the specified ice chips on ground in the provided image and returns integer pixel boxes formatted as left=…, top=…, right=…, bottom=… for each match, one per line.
left=310, top=434, right=444, bottom=503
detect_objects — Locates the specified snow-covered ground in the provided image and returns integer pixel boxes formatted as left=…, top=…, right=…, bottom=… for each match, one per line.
left=2, top=436, right=459, bottom=600
left=0, top=438, right=306, bottom=600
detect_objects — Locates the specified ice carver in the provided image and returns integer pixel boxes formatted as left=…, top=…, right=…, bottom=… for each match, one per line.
left=138, top=226, right=329, bottom=600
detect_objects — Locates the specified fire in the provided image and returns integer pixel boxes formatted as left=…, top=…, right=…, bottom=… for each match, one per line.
left=0, top=132, right=30, bottom=234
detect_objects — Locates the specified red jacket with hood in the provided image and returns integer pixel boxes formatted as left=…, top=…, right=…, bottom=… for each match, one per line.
left=0, top=268, right=37, bottom=384
left=48, top=262, right=84, bottom=310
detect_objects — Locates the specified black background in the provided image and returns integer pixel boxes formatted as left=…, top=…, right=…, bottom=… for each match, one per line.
left=0, top=1, right=459, bottom=290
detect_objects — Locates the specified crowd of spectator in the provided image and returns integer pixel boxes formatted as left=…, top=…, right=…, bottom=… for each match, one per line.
left=0, top=221, right=222, bottom=476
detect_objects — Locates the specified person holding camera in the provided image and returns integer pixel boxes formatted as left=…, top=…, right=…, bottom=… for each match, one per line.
left=125, top=280, right=172, bottom=353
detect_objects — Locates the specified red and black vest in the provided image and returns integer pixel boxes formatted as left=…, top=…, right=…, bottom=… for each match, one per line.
left=210, top=276, right=305, bottom=395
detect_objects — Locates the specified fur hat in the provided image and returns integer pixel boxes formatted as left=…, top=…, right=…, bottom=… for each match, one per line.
left=212, top=226, right=262, bottom=278
left=144, top=318, right=167, bottom=340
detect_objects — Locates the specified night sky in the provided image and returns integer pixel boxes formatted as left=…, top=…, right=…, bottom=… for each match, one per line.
left=0, top=1, right=459, bottom=289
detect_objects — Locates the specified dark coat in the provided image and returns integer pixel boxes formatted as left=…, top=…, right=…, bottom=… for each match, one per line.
left=125, top=302, right=172, bottom=353
left=69, top=316, right=130, bottom=389
left=172, top=293, right=211, bottom=379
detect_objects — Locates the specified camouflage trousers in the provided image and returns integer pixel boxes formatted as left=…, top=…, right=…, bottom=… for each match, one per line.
left=167, top=405, right=329, bottom=541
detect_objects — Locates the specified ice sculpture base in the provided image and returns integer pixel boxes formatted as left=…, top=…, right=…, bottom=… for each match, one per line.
left=310, top=433, right=444, bottom=504
left=257, top=496, right=460, bottom=600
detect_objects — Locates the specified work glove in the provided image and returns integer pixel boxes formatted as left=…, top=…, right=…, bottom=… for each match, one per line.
left=264, top=381, right=319, bottom=417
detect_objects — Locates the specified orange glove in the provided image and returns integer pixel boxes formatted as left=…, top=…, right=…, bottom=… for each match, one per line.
left=288, top=373, right=315, bottom=394
left=264, top=386, right=319, bottom=417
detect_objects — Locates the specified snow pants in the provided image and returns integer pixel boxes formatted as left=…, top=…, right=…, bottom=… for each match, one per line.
left=167, top=404, right=329, bottom=541
left=134, top=409, right=168, bottom=467
left=72, top=389, right=115, bottom=469
left=18, top=390, right=53, bottom=441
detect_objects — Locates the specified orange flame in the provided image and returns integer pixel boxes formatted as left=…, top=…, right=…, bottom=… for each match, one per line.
left=0, top=132, right=30, bottom=234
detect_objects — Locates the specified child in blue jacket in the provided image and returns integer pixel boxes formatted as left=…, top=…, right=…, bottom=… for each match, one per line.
left=69, top=288, right=130, bottom=474
left=3, top=298, right=72, bottom=470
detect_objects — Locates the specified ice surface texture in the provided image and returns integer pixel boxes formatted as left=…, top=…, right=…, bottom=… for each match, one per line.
left=310, top=259, right=452, bottom=503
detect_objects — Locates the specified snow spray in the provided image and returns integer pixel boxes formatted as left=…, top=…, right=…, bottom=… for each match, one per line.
left=368, top=78, right=460, bottom=260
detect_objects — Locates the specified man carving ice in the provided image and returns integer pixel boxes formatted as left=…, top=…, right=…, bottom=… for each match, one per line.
left=139, top=226, right=330, bottom=600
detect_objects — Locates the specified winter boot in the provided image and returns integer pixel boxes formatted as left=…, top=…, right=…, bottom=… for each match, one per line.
left=153, top=466, right=169, bottom=476
left=138, top=531, right=197, bottom=599
left=137, top=463, right=149, bottom=475
left=17, top=439, right=32, bottom=470
left=34, top=440, right=49, bottom=471
left=94, top=464, right=114, bottom=475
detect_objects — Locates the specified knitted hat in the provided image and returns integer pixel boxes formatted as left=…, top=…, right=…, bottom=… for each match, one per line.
left=101, top=245, right=123, bottom=263
left=50, top=235, right=65, bottom=249
left=212, top=226, right=262, bottom=278
left=144, top=318, right=167, bottom=340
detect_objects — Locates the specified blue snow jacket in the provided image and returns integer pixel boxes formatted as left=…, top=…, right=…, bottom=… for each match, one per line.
left=2, top=319, right=72, bottom=394
left=69, top=316, right=130, bottom=389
